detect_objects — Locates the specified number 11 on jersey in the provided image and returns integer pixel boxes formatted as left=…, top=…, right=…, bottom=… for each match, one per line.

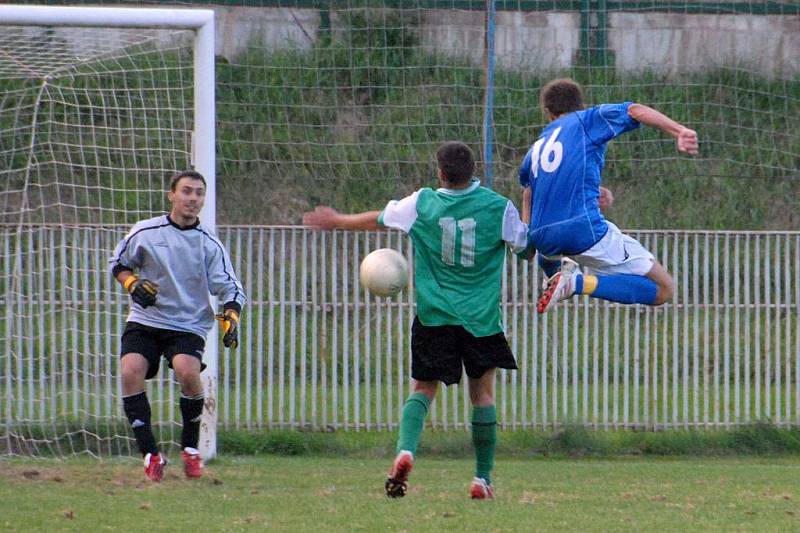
left=439, top=217, right=476, bottom=267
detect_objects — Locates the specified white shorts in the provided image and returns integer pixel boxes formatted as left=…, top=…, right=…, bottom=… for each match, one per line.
left=544, top=222, right=655, bottom=277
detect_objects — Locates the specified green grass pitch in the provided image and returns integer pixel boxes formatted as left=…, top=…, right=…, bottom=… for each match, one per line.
left=2, top=455, right=800, bottom=531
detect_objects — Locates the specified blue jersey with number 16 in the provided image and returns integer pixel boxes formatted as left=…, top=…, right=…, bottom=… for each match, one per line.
left=518, top=102, right=639, bottom=257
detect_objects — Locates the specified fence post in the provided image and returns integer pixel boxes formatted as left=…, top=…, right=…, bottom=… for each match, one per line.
left=483, top=0, right=496, bottom=189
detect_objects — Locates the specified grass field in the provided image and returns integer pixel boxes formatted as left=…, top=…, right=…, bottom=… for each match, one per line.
left=2, top=454, right=800, bottom=531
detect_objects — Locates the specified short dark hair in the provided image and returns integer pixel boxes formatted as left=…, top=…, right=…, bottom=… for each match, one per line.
left=540, top=78, right=584, bottom=117
left=170, top=170, right=207, bottom=192
left=436, top=141, right=475, bottom=185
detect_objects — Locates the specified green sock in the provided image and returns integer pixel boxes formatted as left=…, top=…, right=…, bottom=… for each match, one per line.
left=396, top=392, right=431, bottom=455
left=471, top=405, right=497, bottom=484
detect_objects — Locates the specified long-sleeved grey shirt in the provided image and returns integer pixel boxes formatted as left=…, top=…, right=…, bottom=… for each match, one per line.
left=109, top=214, right=246, bottom=338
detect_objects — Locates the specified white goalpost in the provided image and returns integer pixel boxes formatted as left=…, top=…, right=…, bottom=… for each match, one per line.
left=0, top=5, right=218, bottom=459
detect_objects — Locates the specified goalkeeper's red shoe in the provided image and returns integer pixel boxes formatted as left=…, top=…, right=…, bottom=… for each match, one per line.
left=181, top=447, right=204, bottom=478
left=143, top=452, right=166, bottom=482
left=384, top=450, right=414, bottom=498
left=470, top=477, right=495, bottom=500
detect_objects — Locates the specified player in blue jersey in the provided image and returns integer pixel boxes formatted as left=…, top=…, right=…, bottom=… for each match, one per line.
left=519, top=78, right=698, bottom=313
left=110, top=170, right=246, bottom=481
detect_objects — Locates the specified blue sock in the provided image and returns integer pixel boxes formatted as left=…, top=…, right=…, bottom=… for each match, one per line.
left=537, top=255, right=560, bottom=278
left=591, top=274, right=658, bottom=305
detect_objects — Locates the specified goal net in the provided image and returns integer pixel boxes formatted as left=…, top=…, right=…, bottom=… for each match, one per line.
left=204, top=1, right=798, bottom=228
left=0, top=6, right=217, bottom=458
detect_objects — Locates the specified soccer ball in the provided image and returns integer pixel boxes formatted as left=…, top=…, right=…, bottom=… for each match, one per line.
left=359, top=248, right=408, bottom=297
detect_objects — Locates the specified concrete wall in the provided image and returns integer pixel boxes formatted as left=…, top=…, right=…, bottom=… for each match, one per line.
left=208, top=7, right=798, bottom=77
left=214, top=6, right=319, bottom=57
left=609, top=13, right=800, bottom=77
left=5, top=7, right=797, bottom=77
left=418, top=10, right=580, bottom=71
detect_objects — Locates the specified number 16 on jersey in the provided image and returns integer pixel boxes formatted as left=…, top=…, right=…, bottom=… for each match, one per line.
left=529, top=126, right=563, bottom=179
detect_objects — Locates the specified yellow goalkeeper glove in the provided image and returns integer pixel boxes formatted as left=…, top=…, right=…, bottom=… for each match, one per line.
left=215, top=309, right=239, bottom=349
left=123, top=275, right=158, bottom=308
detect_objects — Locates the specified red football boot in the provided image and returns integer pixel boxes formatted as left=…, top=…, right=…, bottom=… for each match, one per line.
left=384, top=450, right=414, bottom=498
left=143, top=452, right=166, bottom=482
left=537, top=257, right=580, bottom=313
left=470, top=477, right=495, bottom=500
left=181, top=447, right=204, bottom=479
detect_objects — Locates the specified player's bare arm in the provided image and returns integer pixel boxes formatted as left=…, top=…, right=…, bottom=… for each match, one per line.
left=627, top=103, right=699, bottom=155
left=521, top=186, right=531, bottom=224
left=303, top=206, right=381, bottom=231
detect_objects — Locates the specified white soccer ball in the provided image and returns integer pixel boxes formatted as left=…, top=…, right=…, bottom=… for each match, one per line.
left=359, top=248, right=408, bottom=297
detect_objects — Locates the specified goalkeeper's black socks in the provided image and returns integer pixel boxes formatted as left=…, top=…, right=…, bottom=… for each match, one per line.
left=180, top=392, right=205, bottom=450
left=122, top=391, right=158, bottom=456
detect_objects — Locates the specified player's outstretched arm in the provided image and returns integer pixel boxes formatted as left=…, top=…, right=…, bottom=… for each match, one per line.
left=627, top=103, right=699, bottom=155
left=303, top=206, right=381, bottom=231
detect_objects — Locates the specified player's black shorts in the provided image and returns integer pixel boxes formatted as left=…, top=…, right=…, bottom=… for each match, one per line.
left=410, top=316, right=517, bottom=386
left=120, top=322, right=206, bottom=380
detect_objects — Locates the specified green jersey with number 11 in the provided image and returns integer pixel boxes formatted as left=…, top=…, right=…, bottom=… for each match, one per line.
left=378, top=178, right=528, bottom=337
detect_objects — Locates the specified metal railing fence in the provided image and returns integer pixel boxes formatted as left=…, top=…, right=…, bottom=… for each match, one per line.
left=1, top=227, right=798, bottom=452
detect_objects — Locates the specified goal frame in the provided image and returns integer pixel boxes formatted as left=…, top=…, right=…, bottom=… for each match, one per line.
left=0, top=5, right=219, bottom=459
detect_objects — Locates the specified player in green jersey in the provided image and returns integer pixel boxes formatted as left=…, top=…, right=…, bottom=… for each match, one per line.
left=303, top=141, right=528, bottom=500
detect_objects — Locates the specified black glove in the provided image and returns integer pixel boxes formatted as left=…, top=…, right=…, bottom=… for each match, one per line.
left=123, top=275, right=158, bottom=308
left=215, top=309, right=239, bottom=349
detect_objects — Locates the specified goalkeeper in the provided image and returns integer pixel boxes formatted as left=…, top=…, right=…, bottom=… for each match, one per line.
left=109, top=170, right=245, bottom=482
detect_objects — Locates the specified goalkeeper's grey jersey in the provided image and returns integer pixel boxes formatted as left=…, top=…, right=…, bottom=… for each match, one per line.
left=109, top=215, right=246, bottom=338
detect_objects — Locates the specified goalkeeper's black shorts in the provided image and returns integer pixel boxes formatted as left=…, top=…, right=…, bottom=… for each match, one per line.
left=410, top=316, right=517, bottom=386
left=120, top=322, right=206, bottom=379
